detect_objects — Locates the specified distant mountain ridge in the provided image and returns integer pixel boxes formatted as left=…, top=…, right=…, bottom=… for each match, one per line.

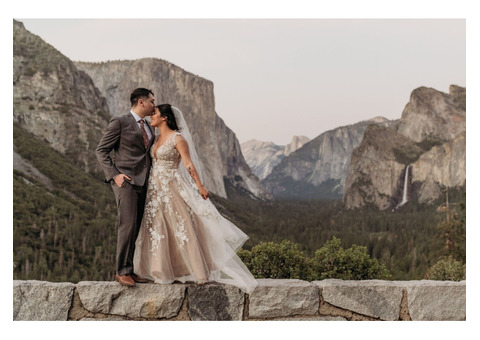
left=262, top=117, right=395, bottom=199
left=343, top=85, right=466, bottom=210
left=241, top=136, right=310, bottom=180
left=249, top=85, right=465, bottom=206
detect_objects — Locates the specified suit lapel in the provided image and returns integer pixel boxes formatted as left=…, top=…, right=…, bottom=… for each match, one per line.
left=128, top=112, right=154, bottom=151
left=128, top=113, right=141, bottom=133
left=127, top=113, right=146, bottom=147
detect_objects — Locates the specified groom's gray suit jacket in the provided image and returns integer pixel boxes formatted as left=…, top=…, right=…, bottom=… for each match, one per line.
left=96, top=112, right=155, bottom=276
left=96, top=113, right=154, bottom=186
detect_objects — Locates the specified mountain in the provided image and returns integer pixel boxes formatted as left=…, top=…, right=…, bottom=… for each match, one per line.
left=262, top=117, right=394, bottom=199
left=240, top=136, right=310, bottom=180
left=13, top=20, right=110, bottom=175
left=343, top=85, right=466, bottom=210
left=74, top=59, right=270, bottom=200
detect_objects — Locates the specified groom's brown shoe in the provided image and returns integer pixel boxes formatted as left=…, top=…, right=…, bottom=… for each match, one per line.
left=132, top=274, right=149, bottom=283
left=115, top=274, right=136, bottom=287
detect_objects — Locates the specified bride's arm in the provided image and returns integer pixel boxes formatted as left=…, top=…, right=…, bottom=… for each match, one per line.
left=175, top=136, right=209, bottom=200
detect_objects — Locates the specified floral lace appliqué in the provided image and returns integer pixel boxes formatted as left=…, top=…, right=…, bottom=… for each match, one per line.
left=148, top=227, right=165, bottom=258
left=173, top=211, right=189, bottom=246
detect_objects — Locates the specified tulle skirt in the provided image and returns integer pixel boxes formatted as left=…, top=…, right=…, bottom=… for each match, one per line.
left=133, top=169, right=257, bottom=293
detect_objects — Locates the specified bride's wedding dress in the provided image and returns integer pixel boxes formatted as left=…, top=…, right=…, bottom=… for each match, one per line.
left=133, top=131, right=257, bottom=293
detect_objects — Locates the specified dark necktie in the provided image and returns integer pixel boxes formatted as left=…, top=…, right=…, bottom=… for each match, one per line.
left=139, top=120, right=149, bottom=148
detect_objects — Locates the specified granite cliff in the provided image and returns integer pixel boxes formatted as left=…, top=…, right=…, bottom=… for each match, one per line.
left=13, top=20, right=110, bottom=174
left=240, top=136, right=310, bottom=180
left=343, top=85, right=466, bottom=210
left=75, top=59, right=270, bottom=199
left=262, top=117, right=394, bottom=199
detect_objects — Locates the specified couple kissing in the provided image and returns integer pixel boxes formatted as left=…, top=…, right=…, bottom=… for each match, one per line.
left=96, top=88, right=257, bottom=293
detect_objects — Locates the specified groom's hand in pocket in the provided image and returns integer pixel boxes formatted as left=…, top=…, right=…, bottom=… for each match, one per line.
left=114, top=174, right=132, bottom=187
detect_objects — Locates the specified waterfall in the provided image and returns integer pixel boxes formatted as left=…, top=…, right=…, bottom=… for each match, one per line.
left=397, top=165, right=411, bottom=208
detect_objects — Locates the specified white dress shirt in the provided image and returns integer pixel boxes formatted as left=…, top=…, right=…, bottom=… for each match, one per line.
left=130, top=110, right=153, bottom=140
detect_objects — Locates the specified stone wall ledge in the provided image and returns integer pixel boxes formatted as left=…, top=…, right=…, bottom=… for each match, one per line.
left=13, top=279, right=466, bottom=321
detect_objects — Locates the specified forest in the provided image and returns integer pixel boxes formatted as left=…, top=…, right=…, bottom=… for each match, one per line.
left=13, top=124, right=466, bottom=282
left=214, top=180, right=465, bottom=280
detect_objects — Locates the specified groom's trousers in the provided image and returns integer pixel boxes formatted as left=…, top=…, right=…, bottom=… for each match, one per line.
left=111, top=180, right=147, bottom=276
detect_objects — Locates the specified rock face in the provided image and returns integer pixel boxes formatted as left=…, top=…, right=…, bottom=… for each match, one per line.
left=397, top=86, right=466, bottom=143
left=262, top=117, right=394, bottom=199
left=13, top=20, right=110, bottom=174
left=248, top=279, right=319, bottom=319
left=241, top=136, right=310, bottom=180
left=343, top=124, right=421, bottom=210
left=314, top=279, right=404, bottom=321
left=187, top=284, right=245, bottom=321
left=411, top=131, right=466, bottom=203
left=343, top=85, right=466, bottom=210
left=13, top=280, right=75, bottom=321
left=75, top=59, right=270, bottom=199
left=404, top=280, right=466, bottom=321
left=76, top=281, right=185, bottom=319
left=13, top=279, right=466, bottom=321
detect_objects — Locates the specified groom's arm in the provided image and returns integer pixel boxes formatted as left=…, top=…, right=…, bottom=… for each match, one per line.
left=96, top=117, right=121, bottom=182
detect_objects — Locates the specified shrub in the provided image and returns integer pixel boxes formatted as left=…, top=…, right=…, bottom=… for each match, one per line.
left=238, top=240, right=314, bottom=280
left=238, top=237, right=391, bottom=281
left=312, top=236, right=391, bottom=280
left=424, top=256, right=465, bottom=281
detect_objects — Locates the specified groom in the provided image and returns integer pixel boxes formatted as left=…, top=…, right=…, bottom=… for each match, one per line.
left=96, top=88, right=156, bottom=286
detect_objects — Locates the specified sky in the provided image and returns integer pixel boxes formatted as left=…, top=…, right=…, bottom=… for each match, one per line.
left=18, top=18, right=466, bottom=145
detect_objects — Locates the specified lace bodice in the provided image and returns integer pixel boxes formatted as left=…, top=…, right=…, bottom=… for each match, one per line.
left=151, top=132, right=182, bottom=171
left=149, top=132, right=187, bottom=189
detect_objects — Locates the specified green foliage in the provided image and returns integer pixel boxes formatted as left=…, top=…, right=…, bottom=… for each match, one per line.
left=313, top=237, right=390, bottom=280
left=214, top=185, right=466, bottom=280
left=238, top=240, right=315, bottom=280
left=434, top=219, right=466, bottom=263
left=238, top=238, right=391, bottom=281
left=424, top=194, right=466, bottom=281
left=424, top=256, right=465, bottom=281
left=13, top=125, right=117, bottom=283
left=433, top=202, right=466, bottom=263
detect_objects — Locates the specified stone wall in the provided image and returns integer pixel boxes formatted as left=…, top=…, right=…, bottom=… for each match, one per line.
left=13, top=279, right=466, bottom=321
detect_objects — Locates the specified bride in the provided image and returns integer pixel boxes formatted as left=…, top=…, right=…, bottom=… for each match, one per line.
left=133, top=104, right=257, bottom=293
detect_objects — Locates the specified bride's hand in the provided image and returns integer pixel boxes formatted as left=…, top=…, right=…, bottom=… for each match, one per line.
left=199, top=186, right=209, bottom=200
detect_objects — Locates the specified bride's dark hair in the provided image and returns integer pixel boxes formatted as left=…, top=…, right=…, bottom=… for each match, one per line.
left=157, top=104, right=180, bottom=131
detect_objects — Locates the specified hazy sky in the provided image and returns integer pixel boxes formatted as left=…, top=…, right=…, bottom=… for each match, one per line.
left=19, top=18, right=466, bottom=145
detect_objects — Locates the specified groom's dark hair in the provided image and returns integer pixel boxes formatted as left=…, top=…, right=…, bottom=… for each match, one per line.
left=130, top=88, right=154, bottom=106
